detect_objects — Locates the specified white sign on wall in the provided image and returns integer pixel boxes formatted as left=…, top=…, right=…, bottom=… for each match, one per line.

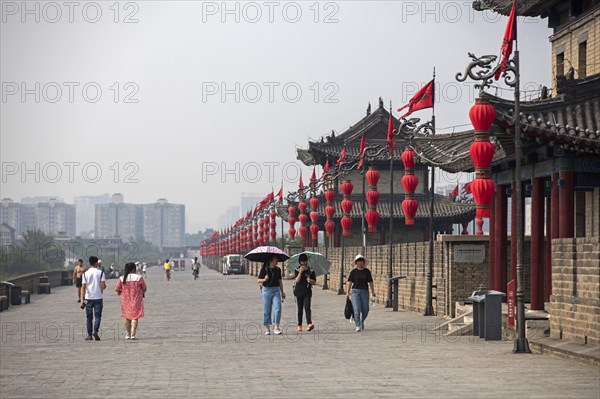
left=454, top=245, right=486, bottom=263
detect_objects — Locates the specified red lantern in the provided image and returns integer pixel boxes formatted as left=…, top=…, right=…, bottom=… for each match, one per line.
left=401, top=148, right=415, bottom=169
left=341, top=217, right=353, bottom=236
left=325, top=205, right=335, bottom=219
left=325, top=189, right=335, bottom=203
left=310, top=211, right=319, bottom=223
left=402, top=199, right=419, bottom=225
left=365, top=167, right=380, bottom=186
left=299, top=214, right=309, bottom=225
left=298, top=201, right=308, bottom=213
left=287, top=205, right=297, bottom=240
left=325, top=220, right=335, bottom=237
left=366, top=190, right=380, bottom=206
left=341, top=199, right=354, bottom=214
left=469, top=97, right=496, bottom=131
left=270, top=229, right=276, bottom=241
left=341, top=181, right=353, bottom=196
left=288, top=205, right=297, bottom=216
left=299, top=225, right=308, bottom=240
left=288, top=216, right=296, bottom=227
left=471, top=178, right=496, bottom=219
left=310, top=197, right=320, bottom=210
left=365, top=210, right=379, bottom=231
left=288, top=228, right=296, bottom=240
left=310, top=223, right=319, bottom=241
left=470, top=140, right=495, bottom=169
left=401, top=174, right=419, bottom=194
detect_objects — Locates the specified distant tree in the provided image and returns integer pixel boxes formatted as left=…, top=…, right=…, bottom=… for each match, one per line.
left=0, top=229, right=65, bottom=279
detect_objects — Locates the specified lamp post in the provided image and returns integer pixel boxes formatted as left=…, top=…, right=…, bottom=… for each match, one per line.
left=456, top=49, right=529, bottom=352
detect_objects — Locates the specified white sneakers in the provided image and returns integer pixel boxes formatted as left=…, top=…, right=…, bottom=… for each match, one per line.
left=264, top=329, right=271, bottom=335
left=125, top=335, right=131, bottom=340
left=273, top=328, right=282, bottom=335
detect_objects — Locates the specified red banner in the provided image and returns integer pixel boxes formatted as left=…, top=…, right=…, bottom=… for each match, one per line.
left=507, top=279, right=515, bottom=328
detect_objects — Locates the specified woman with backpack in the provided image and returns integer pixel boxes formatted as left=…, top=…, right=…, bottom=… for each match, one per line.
left=294, top=253, right=316, bottom=332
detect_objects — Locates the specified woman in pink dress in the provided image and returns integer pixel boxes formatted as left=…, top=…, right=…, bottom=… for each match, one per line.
left=115, top=262, right=147, bottom=340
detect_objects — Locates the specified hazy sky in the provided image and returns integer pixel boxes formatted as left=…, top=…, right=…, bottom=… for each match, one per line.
left=1, top=1, right=553, bottom=232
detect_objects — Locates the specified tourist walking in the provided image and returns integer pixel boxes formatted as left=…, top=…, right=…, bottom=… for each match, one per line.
left=346, top=254, right=375, bottom=332
left=80, top=256, right=107, bottom=341
left=142, top=262, right=147, bottom=278
left=293, top=253, right=316, bottom=332
left=72, top=259, right=85, bottom=303
left=115, top=262, right=147, bottom=340
left=257, top=255, right=286, bottom=335
left=164, top=259, right=172, bottom=281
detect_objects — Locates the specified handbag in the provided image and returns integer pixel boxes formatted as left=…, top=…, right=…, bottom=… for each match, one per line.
left=344, top=298, right=353, bottom=320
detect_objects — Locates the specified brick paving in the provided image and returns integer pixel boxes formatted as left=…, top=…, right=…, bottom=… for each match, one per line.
left=1, top=267, right=599, bottom=398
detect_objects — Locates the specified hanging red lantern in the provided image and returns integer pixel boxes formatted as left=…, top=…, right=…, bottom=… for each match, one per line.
left=365, top=210, right=379, bottom=230
left=325, top=189, right=336, bottom=203
left=288, top=205, right=297, bottom=217
left=287, top=205, right=297, bottom=241
left=310, top=223, right=319, bottom=241
left=298, top=213, right=309, bottom=225
left=365, top=167, right=380, bottom=186
left=298, top=201, right=308, bottom=214
left=299, top=225, right=308, bottom=240
left=340, top=179, right=354, bottom=236
left=310, top=197, right=320, bottom=210
left=325, top=205, right=335, bottom=219
left=471, top=178, right=496, bottom=219
left=341, top=180, right=354, bottom=196
left=366, top=190, right=380, bottom=206
left=469, top=97, right=496, bottom=131
left=288, top=227, right=296, bottom=240
left=401, top=147, right=419, bottom=225
left=325, top=219, right=335, bottom=237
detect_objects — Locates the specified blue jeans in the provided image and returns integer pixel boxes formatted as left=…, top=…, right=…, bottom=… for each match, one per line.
left=351, top=288, right=369, bottom=328
left=85, top=299, right=103, bottom=335
left=261, top=287, right=281, bottom=326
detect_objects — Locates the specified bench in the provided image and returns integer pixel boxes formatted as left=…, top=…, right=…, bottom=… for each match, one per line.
left=38, top=283, right=51, bottom=294
left=0, top=295, right=7, bottom=311
left=21, top=290, right=30, bottom=304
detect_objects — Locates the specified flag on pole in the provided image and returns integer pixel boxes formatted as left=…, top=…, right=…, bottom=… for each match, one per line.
left=357, top=134, right=366, bottom=170
left=450, top=185, right=459, bottom=197
left=387, top=113, right=396, bottom=156
left=336, top=148, right=347, bottom=166
left=322, top=160, right=330, bottom=179
left=298, top=175, right=304, bottom=196
left=495, top=0, right=517, bottom=80
left=397, top=80, right=434, bottom=119
left=277, top=184, right=283, bottom=202
left=463, top=181, right=473, bottom=195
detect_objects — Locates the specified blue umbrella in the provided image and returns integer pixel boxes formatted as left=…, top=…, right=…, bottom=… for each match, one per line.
left=287, top=251, right=331, bottom=277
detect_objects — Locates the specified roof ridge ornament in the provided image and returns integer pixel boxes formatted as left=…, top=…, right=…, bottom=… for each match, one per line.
left=456, top=52, right=516, bottom=90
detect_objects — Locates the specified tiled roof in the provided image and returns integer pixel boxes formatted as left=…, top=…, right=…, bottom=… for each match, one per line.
left=472, top=0, right=560, bottom=17
left=276, top=194, right=475, bottom=224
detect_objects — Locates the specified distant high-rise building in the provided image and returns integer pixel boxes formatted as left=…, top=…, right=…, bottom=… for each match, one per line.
left=36, top=198, right=76, bottom=237
left=143, top=199, right=185, bottom=249
left=1, top=197, right=75, bottom=237
left=95, top=194, right=143, bottom=240
left=21, top=196, right=61, bottom=204
left=74, top=194, right=111, bottom=235
left=95, top=194, right=185, bottom=248
left=217, top=206, right=240, bottom=230
left=241, top=193, right=264, bottom=214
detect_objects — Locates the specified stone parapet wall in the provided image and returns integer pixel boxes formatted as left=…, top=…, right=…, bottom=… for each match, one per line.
left=550, top=237, right=600, bottom=346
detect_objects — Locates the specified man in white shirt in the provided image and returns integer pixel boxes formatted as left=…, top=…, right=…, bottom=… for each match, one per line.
left=80, top=256, right=107, bottom=341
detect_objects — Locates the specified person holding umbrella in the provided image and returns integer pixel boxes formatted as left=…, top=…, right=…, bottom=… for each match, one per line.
left=257, top=254, right=286, bottom=335
left=293, top=253, right=316, bottom=332
left=346, top=254, right=375, bottom=332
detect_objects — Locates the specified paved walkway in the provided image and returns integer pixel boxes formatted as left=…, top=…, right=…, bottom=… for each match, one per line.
left=1, top=267, right=599, bottom=398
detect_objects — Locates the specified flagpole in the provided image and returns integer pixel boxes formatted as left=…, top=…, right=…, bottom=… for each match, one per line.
left=387, top=103, right=394, bottom=308
left=424, top=68, right=436, bottom=316
left=513, top=19, right=531, bottom=354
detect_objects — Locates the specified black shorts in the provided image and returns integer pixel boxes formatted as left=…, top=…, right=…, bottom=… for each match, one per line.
left=75, top=277, right=83, bottom=288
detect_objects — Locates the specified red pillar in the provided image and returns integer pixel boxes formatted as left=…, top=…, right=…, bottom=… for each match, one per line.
left=559, top=170, right=574, bottom=238
left=530, top=177, right=544, bottom=310
left=494, top=185, right=508, bottom=293
left=489, top=192, right=496, bottom=290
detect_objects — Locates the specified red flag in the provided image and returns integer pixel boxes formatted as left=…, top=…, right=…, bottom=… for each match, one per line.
left=495, top=0, right=517, bottom=80
left=387, top=113, right=396, bottom=155
left=298, top=176, right=304, bottom=196
left=397, top=80, right=434, bottom=119
left=277, top=184, right=283, bottom=202
left=450, top=185, right=459, bottom=197
left=336, top=148, right=346, bottom=166
left=463, top=181, right=473, bottom=195
left=322, top=160, right=330, bottom=179
left=310, top=168, right=317, bottom=187
left=357, top=134, right=366, bottom=170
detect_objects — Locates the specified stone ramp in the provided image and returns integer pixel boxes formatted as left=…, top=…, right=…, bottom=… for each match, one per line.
left=1, top=267, right=599, bottom=398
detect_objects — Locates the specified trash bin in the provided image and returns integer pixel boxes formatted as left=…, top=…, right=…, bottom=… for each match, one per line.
left=10, top=285, right=22, bottom=306
left=38, top=276, right=51, bottom=294
left=468, top=289, right=505, bottom=341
